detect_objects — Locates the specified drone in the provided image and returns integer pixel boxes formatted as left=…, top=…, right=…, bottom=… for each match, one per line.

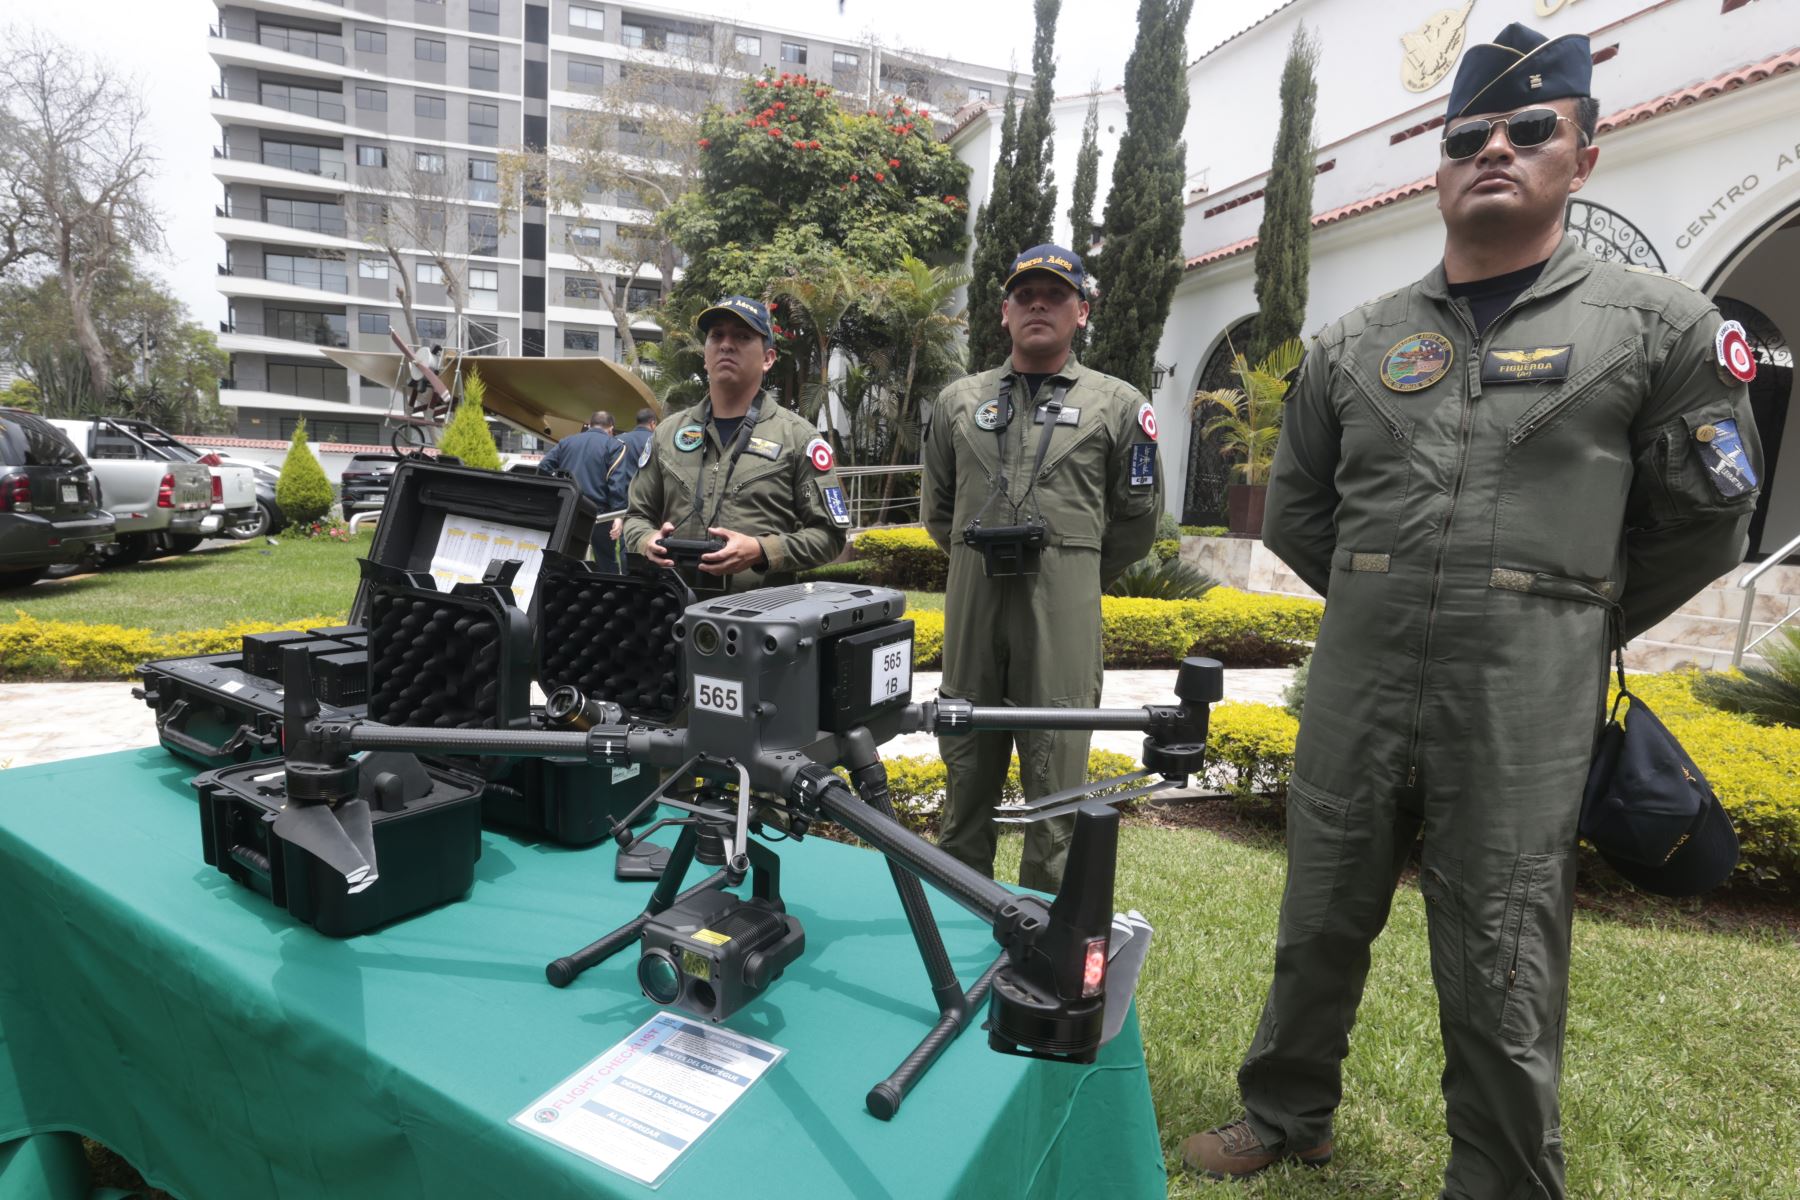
left=272, top=582, right=1224, bottom=1119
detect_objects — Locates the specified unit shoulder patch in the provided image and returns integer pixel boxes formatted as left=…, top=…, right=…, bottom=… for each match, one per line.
left=1693, top=417, right=1757, bottom=498
left=1380, top=332, right=1454, bottom=392
left=819, top=481, right=851, bottom=527
left=1137, top=401, right=1159, bottom=441
left=805, top=436, right=835, bottom=472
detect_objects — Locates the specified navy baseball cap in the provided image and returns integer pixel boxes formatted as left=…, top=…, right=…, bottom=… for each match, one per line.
left=1448, top=23, right=1591, bottom=119
left=1004, top=245, right=1085, bottom=295
left=697, top=295, right=773, bottom=342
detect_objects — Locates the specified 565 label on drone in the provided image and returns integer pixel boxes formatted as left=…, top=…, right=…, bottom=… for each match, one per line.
left=694, top=675, right=743, bottom=717
left=870, top=638, right=913, bottom=705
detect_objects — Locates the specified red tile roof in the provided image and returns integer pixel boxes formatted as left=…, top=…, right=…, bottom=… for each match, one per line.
left=1184, top=46, right=1800, bottom=273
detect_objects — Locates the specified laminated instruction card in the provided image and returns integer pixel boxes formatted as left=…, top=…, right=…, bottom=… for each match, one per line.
left=429, top=516, right=547, bottom=609
left=512, top=1013, right=786, bottom=1188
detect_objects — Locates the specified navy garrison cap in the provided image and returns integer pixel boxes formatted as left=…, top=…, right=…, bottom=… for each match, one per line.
left=1447, top=23, right=1590, bottom=119
left=697, top=295, right=773, bottom=342
left=1004, top=245, right=1085, bottom=295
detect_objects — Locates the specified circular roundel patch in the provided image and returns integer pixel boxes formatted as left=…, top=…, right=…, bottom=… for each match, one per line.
left=1381, top=332, right=1454, bottom=392
left=674, top=424, right=705, bottom=452
left=806, top=436, right=835, bottom=472
left=974, top=398, right=1004, bottom=431
left=1715, top=320, right=1756, bottom=384
left=1138, top=401, right=1159, bottom=441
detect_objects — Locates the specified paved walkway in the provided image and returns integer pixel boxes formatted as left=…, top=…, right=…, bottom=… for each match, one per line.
left=0, top=668, right=1294, bottom=769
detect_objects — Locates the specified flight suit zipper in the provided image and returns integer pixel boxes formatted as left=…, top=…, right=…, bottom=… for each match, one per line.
left=1403, top=292, right=1526, bottom=797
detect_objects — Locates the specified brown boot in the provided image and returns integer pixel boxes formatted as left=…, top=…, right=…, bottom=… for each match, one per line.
left=1180, top=1116, right=1333, bottom=1180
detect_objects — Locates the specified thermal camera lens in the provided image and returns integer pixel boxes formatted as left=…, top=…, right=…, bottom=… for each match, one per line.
left=638, top=949, right=682, bottom=1004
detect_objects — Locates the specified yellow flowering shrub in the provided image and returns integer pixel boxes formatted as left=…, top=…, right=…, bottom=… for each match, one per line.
left=872, top=749, right=1141, bottom=834
left=853, top=527, right=947, bottom=590
left=1206, top=701, right=1300, bottom=797
left=0, top=612, right=343, bottom=680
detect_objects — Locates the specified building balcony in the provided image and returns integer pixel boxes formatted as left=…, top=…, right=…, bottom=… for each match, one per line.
left=211, top=22, right=347, bottom=65
left=218, top=318, right=347, bottom=356
left=217, top=201, right=348, bottom=237
left=212, top=144, right=349, bottom=188
left=210, top=85, right=353, bottom=140
left=217, top=261, right=354, bottom=306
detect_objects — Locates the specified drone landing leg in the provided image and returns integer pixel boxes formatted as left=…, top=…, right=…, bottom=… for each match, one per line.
left=546, top=824, right=728, bottom=987
left=840, top=729, right=981, bottom=1120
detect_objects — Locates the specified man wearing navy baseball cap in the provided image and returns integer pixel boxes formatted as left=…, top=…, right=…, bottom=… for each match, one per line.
left=1182, top=21, right=1762, bottom=1195
left=620, top=295, right=848, bottom=593
left=922, top=245, right=1163, bottom=890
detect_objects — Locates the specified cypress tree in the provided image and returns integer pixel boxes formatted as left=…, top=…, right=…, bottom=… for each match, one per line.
left=1067, top=85, right=1102, bottom=356
left=1086, top=0, right=1195, bottom=394
left=1250, top=25, right=1321, bottom=363
left=965, top=0, right=1061, bottom=369
left=275, top=418, right=333, bottom=527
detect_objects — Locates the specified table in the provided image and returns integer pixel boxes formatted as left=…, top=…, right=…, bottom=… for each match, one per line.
left=0, top=749, right=1165, bottom=1199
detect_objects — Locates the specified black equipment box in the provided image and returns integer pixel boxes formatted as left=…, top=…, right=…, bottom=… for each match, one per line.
left=482, top=756, right=660, bottom=847
left=196, top=752, right=483, bottom=937
left=137, top=625, right=369, bottom=770
left=534, top=551, right=687, bottom=722
left=349, top=459, right=596, bottom=628
left=363, top=560, right=532, bottom=731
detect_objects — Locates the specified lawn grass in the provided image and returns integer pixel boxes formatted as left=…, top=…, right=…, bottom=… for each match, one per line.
left=995, top=827, right=1800, bottom=1199
left=4, top=534, right=367, bottom=633
left=904, top=590, right=944, bottom=612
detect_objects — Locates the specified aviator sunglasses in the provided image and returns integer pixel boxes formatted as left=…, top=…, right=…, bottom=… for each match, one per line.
left=1441, top=107, right=1576, bottom=160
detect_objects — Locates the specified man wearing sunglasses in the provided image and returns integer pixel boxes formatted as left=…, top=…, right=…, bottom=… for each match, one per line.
left=1183, top=22, right=1762, bottom=1198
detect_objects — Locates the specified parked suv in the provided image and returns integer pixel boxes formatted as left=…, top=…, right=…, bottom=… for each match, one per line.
left=0, top=409, right=116, bottom=588
left=339, top=453, right=403, bottom=518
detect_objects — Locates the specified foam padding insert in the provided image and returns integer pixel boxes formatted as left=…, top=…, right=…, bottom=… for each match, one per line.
left=368, top=593, right=510, bottom=729
left=537, top=573, right=682, bottom=720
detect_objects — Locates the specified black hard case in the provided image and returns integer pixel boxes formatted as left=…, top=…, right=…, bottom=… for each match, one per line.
left=348, top=459, right=596, bottom=627
left=362, top=561, right=533, bottom=731
left=195, top=753, right=483, bottom=937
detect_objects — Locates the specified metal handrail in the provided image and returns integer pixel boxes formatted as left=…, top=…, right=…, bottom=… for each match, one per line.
left=1731, top=528, right=1800, bottom=667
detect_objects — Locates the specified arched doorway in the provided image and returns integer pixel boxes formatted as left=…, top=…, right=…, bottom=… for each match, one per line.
left=1564, top=199, right=1665, bottom=270
left=1181, top=316, right=1257, bottom=525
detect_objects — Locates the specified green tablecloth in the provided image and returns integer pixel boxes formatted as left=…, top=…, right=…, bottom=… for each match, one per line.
left=0, top=749, right=1165, bottom=1199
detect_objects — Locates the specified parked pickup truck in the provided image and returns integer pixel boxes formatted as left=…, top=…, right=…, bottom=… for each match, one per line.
left=47, top=418, right=215, bottom=562
left=56, top=419, right=262, bottom=540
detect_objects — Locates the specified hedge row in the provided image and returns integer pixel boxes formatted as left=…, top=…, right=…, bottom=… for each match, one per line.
left=902, top=591, right=1320, bottom=671
left=854, top=527, right=947, bottom=591
left=0, top=612, right=345, bottom=680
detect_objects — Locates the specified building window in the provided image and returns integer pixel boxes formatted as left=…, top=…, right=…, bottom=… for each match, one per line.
left=355, top=199, right=388, bottom=226
left=970, top=86, right=991, bottom=102
left=358, top=311, right=390, bottom=333
left=470, top=268, right=499, bottom=310
left=467, top=322, right=501, bottom=354
left=264, top=196, right=345, bottom=234
left=568, top=59, right=603, bottom=91
left=268, top=363, right=343, bottom=401
left=469, top=213, right=500, bottom=255
left=468, top=101, right=499, bottom=146
left=356, top=144, right=386, bottom=168
left=415, top=37, right=447, bottom=63
left=469, top=44, right=499, bottom=90
left=415, top=93, right=447, bottom=120
left=563, top=275, right=600, bottom=299
left=564, top=328, right=599, bottom=351
left=832, top=50, right=858, bottom=70
left=354, top=29, right=386, bottom=54
left=269, top=308, right=347, bottom=346
left=416, top=262, right=445, bottom=285
left=417, top=316, right=449, bottom=340
left=569, top=224, right=603, bottom=247
left=468, top=157, right=498, bottom=203
left=415, top=150, right=446, bottom=174
left=780, top=41, right=806, bottom=66
left=734, top=33, right=760, bottom=56
left=262, top=141, right=346, bottom=178
left=468, top=0, right=500, bottom=34
left=569, top=5, right=604, bottom=34
left=356, top=86, right=387, bottom=111
left=263, top=253, right=348, bottom=292
left=358, top=257, right=389, bottom=279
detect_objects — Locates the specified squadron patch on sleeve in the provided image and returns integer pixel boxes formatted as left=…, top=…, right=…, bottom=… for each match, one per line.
left=1137, top=401, right=1159, bottom=441
left=820, top=482, right=852, bottom=526
left=1715, top=321, right=1756, bottom=384
left=1129, top=442, right=1158, bottom=489
left=806, top=436, right=835, bottom=472
left=1694, top=418, right=1757, bottom=498
left=637, top=442, right=652, bottom=468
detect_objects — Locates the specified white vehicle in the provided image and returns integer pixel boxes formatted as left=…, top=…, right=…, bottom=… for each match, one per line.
left=53, top=418, right=263, bottom=539
left=46, top=418, right=214, bottom=561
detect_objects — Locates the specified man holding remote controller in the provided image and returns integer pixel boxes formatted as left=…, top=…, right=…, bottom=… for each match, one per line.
left=621, top=296, right=850, bottom=594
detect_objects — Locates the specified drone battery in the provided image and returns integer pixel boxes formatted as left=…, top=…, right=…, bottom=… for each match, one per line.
left=480, top=755, right=660, bottom=847
left=314, top=650, right=370, bottom=706
left=307, top=624, right=365, bottom=642
left=136, top=652, right=366, bottom=770
left=195, top=753, right=484, bottom=937
left=819, top=620, right=917, bottom=733
left=534, top=551, right=687, bottom=722
left=240, top=630, right=316, bottom=678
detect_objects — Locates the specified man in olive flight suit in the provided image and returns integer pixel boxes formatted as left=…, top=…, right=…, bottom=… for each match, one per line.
left=622, top=296, right=849, bottom=593
left=1182, top=26, right=1763, bottom=1198
left=923, top=246, right=1163, bottom=892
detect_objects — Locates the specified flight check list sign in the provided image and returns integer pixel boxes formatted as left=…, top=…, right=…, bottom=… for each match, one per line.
left=512, top=1014, right=786, bottom=1188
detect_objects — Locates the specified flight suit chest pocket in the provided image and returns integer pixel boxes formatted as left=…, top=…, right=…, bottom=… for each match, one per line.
left=1493, top=338, right=1642, bottom=582
left=1035, top=412, right=1106, bottom=479
left=1333, top=357, right=1418, bottom=560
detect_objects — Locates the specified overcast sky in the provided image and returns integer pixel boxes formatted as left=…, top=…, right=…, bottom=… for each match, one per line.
left=14, top=0, right=1289, bottom=327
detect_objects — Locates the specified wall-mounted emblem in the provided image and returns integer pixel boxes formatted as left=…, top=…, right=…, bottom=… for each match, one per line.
left=1400, top=1, right=1476, bottom=94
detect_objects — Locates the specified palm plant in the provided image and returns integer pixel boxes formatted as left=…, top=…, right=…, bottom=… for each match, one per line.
left=1192, top=337, right=1306, bottom=486
left=1105, top=555, right=1218, bottom=600
left=1694, top=628, right=1800, bottom=727
left=770, top=254, right=864, bottom=459
left=872, top=256, right=968, bottom=520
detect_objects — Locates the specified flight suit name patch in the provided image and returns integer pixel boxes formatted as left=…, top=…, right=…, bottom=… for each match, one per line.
left=1380, top=332, right=1454, bottom=392
left=745, top=437, right=782, bottom=461
left=1694, top=418, right=1757, bottom=498
left=1129, top=443, right=1157, bottom=488
left=1031, top=405, right=1080, bottom=425
left=1481, top=345, right=1572, bottom=384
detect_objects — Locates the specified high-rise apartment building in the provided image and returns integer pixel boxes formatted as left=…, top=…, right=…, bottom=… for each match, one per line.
left=209, top=0, right=1015, bottom=443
